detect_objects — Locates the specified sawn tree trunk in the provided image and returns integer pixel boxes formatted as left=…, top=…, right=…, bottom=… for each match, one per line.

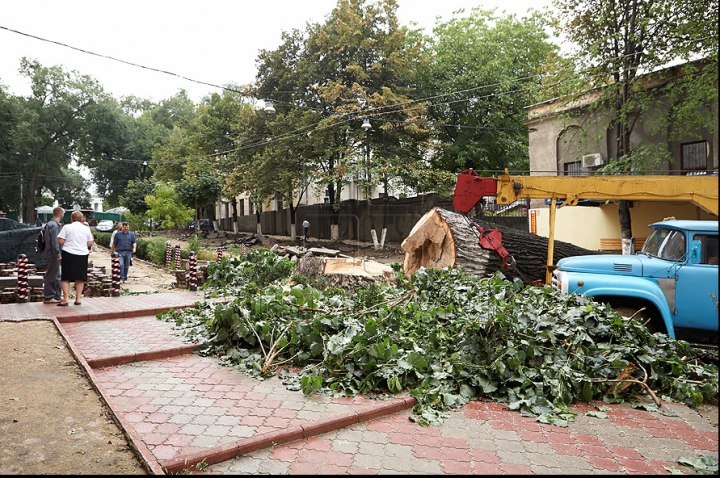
left=401, top=207, right=600, bottom=283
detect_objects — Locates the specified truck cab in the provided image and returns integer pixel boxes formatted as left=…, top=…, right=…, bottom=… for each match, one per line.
left=552, top=219, right=718, bottom=343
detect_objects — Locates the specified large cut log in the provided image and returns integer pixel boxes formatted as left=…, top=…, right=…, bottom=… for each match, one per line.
left=401, top=207, right=600, bottom=283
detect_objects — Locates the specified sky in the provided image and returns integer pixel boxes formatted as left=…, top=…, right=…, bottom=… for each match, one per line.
left=0, top=0, right=554, bottom=104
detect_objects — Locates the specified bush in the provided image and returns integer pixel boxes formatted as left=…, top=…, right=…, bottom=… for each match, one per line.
left=94, top=231, right=111, bottom=248
left=142, top=236, right=173, bottom=265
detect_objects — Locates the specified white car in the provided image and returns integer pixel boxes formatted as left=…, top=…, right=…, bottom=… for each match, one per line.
left=96, top=220, right=115, bottom=232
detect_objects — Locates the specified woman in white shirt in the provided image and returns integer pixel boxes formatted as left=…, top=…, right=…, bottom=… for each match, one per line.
left=57, top=211, right=94, bottom=306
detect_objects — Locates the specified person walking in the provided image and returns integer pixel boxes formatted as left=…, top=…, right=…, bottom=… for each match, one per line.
left=302, top=219, right=310, bottom=241
left=42, top=207, right=64, bottom=304
left=56, top=210, right=94, bottom=306
left=111, top=222, right=137, bottom=283
left=110, top=221, right=122, bottom=245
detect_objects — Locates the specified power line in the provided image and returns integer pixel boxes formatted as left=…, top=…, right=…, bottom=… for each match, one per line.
left=0, top=25, right=256, bottom=98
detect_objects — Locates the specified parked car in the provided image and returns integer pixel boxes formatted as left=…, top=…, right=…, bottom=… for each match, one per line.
left=95, top=220, right=115, bottom=232
left=144, top=219, right=161, bottom=230
left=189, top=219, right=214, bottom=231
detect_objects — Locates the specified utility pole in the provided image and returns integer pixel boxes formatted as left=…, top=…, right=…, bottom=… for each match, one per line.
left=19, top=173, right=23, bottom=223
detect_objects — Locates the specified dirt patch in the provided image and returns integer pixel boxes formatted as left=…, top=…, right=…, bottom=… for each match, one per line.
left=0, top=321, right=148, bottom=474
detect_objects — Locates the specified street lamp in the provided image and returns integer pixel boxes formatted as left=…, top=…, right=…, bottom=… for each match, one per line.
left=360, top=118, right=372, bottom=199
left=263, top=100, right=276, bottom=115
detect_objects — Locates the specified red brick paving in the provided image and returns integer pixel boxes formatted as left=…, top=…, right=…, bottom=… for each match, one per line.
left=4, top=292, right=717, bottom=474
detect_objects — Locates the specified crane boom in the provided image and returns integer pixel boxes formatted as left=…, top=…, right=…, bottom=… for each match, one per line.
left=494, top=171, right=719, bottom=216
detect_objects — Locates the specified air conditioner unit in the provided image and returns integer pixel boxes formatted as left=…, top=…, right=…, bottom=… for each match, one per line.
left=582, top=153, right=604, bottom=168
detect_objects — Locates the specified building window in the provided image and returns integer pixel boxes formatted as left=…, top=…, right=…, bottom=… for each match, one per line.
left=239, top=199, right=245, bottom=216
left=564, top=161, right=582, bottom=176
left=682, top=141, right=708, bottom=172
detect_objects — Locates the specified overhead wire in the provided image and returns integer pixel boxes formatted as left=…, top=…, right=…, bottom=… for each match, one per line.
left=2, top=25, right=714, bottom=167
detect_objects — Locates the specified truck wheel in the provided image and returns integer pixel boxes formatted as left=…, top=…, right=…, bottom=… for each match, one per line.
left=614, top=306, right=661, bottom=334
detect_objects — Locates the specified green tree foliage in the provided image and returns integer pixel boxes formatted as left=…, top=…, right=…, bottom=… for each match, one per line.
left=0, top=58, right=104, bottom=220
left=144, top=181, right=194, bottom=230
left=44, top=168, right=91, bottom=209
left=549, top=0, right=718, bottom=241
left=78, top=91, right=195, bottom=207
left=251, top=0, right=431, bottom=237
left=152, top=90, right=235, bottom=183
left=176, top=164, right=223, bottom=228
left=418, top=7, right=558, bottom=174
left=162, top=262, right=718, bottom=426
left=120, top=179, right=155, bottom=215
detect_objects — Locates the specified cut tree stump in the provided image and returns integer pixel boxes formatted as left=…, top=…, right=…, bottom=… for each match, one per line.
left=401, top=207, right=600, bottom=283
left=295, top=256, right=396, bottom=288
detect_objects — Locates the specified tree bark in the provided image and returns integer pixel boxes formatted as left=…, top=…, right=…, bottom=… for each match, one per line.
left=401, top=207, right=600, bottom=283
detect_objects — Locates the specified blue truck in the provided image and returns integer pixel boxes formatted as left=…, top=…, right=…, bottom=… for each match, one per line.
left=552, top=218, right=718, bottom=344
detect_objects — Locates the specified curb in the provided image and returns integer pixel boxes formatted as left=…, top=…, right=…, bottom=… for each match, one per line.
left=160, top=396, right=418, bottom=474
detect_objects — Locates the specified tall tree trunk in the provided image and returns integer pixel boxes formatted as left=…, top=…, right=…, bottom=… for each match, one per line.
left=289, top=202, right=297, bottom=241
left=25, top=172, right=40, bottom=225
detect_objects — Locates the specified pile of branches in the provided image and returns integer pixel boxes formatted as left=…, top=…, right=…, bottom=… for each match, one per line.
left=160, top=256, right=718, bottom=426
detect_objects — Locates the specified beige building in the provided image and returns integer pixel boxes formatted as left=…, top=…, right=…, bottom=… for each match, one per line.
left=523, top=61, right=718, bottom=251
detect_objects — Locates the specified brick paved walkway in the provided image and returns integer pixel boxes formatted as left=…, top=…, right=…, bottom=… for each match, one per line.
left=1, top=293, right=717, bottom=474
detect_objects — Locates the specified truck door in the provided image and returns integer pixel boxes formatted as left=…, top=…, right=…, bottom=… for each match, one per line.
left=673, top=233, right=719, bottom=331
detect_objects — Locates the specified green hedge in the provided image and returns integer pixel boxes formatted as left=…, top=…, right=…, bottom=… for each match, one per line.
left=93, top=232, right=189, bottom=266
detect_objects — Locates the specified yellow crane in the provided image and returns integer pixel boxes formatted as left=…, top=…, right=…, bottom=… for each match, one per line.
left=453, top=169, right=719, bottom=284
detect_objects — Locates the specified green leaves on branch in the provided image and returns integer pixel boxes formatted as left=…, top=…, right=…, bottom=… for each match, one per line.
left=160, top=260, right=718, bottom=426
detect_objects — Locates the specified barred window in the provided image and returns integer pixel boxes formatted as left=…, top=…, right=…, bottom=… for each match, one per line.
left=564, top=161, right=582, bottom=176
left=682, top=141, right=708, bottom=172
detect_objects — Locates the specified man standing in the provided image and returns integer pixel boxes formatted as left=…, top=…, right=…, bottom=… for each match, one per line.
left=42, top=207, right=64, bottom=304
left=110, top=222, right=137, bottom=283
left=34, top=216, right=42, bottom=227
left=302, top=219, right=310, bottom=241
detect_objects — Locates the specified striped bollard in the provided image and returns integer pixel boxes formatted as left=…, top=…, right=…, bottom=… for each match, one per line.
left=111, top=252, right=121, bottom=296
left=216, top=247, right=223, bottom=264
left=188, top=251, right=197, bottom=291
left=174, top=244, right=182, bottom=270
left=16, top=254, right=29, bottom=303
left=165, top=240, right=172, bottom=268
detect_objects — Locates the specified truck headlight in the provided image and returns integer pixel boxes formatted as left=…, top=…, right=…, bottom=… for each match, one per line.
left=552, top=270, right=568, bottom=293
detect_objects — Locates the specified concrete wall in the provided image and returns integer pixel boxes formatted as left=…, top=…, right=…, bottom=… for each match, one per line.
left=531, top=202, right=716, bottom=250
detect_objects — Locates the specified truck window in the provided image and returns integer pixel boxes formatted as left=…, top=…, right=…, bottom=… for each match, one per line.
left=695, top=234, right=719, bottom=265
left=643, top=228, right=686, bottom=260
left=661, top=231, right=686, bottom=260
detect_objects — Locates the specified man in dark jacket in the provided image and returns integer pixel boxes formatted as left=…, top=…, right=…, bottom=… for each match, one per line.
left=42, top=207, right=64, bottom=304
left=111, top=222, right=137, bottom=283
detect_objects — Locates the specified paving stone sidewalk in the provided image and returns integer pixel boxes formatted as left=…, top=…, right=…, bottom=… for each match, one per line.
left=2, top=293, right=717, bottom=474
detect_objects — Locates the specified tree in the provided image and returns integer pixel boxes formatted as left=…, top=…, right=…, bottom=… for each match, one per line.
left=176, top=165, right=223, bottom=232
left=144, top=182, right=194, bottom=231
left=551, top=0, right=718, bottom=252
left=3, top=58, right=104, bottom=221
left=120, top=179, right=155, bottom=215
left=43, top=168, right=91, bottom=209
left=253, top=0, right=430, bottom=244
left=77, top=92, right=194, bottom=207
left=417, top=7, right=557, bottom=176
